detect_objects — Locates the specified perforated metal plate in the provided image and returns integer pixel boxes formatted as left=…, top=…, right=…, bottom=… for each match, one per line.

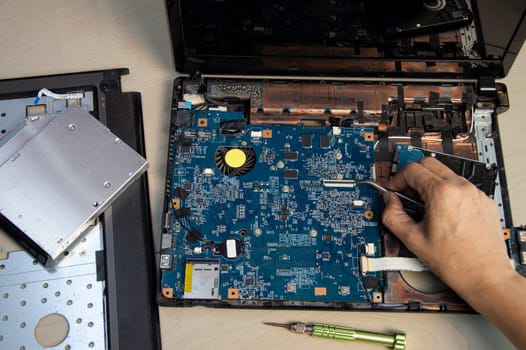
left=0, top=223, right=106, bottom=349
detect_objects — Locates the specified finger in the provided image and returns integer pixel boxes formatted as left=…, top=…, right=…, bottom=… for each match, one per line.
left=418, top=157, right=462, bottom=182
left=386, top=162, right=441, bottom=202
left=382, top=192, right=426, bottom=251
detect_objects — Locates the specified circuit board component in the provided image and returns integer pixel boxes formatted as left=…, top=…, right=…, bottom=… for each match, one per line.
left=392, top=144, right=498, bottom=196
left=160, top=110, right=382, bottom=304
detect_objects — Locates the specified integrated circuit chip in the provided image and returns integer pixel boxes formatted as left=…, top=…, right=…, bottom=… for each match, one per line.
left=302, top=134, right=312, bottom=148
left=283, top=169, right=298, bottom=179
left=283, top=151, right=298, bottom=161
left=320, top=134, right=330, bottom=148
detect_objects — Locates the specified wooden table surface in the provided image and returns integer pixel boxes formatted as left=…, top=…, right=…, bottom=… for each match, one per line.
left=1, top=1, right=525, bottom=349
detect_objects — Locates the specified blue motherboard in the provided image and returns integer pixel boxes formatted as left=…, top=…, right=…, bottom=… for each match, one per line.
left=160, top=110, right=383, bottom=303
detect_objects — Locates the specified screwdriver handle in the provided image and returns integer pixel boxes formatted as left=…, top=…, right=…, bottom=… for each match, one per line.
left=312, top=324, right=406, bottom=349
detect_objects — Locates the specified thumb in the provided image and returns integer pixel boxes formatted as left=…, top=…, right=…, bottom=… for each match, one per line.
left=382, top=192, right=425, bottom=249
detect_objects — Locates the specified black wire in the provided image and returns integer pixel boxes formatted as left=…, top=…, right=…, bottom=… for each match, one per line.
left=357, top=246, right=373, bottom=304
left=174, top=197, right=213, bottom=244
left=172, top=108, right=203, bottom=241
left=204, top=94, right=246, bottom=112
left=192, top=103, right=208, bottom=110
left=175, top=216, right=191, bottom=233
left=359, top=273, right=372, bottom=304
left=173, top=107, right=196, bottom=159
left=204, top=94, right=236, bottom=106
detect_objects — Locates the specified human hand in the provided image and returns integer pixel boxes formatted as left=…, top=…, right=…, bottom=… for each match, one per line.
left=381, top=157, right=514, bottom=301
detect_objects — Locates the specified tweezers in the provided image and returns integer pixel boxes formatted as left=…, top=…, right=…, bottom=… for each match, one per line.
left=322, top=179, right=425, bottom=220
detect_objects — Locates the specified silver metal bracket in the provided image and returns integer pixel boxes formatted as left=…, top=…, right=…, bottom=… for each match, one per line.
left=473, top=108, right=506, bottom=225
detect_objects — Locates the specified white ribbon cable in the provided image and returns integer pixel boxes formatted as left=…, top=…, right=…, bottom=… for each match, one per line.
left=34, top=88, right=84, bottom=104
left=360, top=256, right=428, bottom=274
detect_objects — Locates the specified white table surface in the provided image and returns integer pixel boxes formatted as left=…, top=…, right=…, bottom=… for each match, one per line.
left=1, top=1, right=525, bottom=349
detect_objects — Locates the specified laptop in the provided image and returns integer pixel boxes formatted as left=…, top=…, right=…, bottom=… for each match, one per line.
left=159, top=0, right=526, bottom=311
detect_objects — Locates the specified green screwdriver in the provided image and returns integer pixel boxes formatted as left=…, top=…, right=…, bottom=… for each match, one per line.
left=264, top=322, right=406, bottom=349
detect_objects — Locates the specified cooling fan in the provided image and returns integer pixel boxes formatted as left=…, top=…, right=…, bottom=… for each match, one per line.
left=214, top=146, right=256, bottom=176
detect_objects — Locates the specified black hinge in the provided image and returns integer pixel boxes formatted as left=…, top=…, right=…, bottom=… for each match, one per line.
left=478, top=76, right=497, bottom=97
left=476, top=77, right=510, bottom=112
left=496, top=83, right=510, bottom=113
